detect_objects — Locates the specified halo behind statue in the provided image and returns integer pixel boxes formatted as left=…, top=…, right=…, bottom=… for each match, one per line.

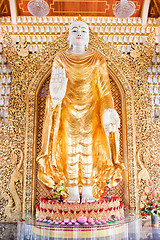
left=113, top=0, right=135, bottom=18
left=27, top=0, right=50, bottom=17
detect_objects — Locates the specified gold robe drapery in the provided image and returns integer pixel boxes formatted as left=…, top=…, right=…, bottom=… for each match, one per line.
left=37, top=50, right=124, bottom=198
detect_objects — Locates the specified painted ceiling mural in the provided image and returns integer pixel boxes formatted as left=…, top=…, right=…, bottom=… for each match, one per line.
left=0, top=0, right=10, bottom=16
left=149, top=0, right=160, bottom=17
left=0, top=0, right=160, bottom=17
left=16, top=0, right=143, bottom=17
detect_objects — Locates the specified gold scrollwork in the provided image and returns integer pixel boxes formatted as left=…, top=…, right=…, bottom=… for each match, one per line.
left=3, top=149, right=23, bottom=220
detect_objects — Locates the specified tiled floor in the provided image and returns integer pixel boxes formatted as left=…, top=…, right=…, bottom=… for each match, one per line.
left=0, top=219, right=159, bottom=239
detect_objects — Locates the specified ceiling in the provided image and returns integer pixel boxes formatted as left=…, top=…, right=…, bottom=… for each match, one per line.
left=0, top=0, right=160, bottom=18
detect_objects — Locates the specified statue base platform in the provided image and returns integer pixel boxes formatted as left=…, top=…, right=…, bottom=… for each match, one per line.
left=36, top=196, right=124, bottom=222
left=17, top=213, right=142, bottom=239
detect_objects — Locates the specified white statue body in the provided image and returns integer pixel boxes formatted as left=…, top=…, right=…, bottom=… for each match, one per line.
left=49, top=21, right=120, bottom=202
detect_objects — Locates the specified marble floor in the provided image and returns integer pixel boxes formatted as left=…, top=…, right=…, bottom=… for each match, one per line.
left=0, top=222, right=17, bottom=240
left=141, top=220, right=160, bottom=240
left=0, top=219, right=159, bottom=240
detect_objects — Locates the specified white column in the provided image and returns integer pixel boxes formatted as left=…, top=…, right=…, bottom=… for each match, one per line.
left=141, top=0, right=151, bottom=26
left=9, top=0, right=17, bottom=24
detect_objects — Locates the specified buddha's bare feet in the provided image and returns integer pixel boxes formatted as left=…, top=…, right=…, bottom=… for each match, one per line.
left=82, top=186, right=97, bottom=203
left=65, top=186, right=80, bottom=203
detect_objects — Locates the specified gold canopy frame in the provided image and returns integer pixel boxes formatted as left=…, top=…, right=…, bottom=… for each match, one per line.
left=0, top=29, right=160, bottom=221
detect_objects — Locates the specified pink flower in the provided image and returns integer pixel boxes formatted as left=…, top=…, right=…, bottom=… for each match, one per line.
left=78, top=217, right=87, bottom=224
left=130, top=213, right=135, bottom=216
left=101, top=220, right=106, bottom=224
left=88, top=218, right=94, bottom=223
left=64, top=219, right=69, bottom=224
left=71, top=219, right=76, bottom=224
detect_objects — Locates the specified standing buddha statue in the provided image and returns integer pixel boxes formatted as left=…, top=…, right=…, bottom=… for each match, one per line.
left=37, top=20, right=124, bottom=202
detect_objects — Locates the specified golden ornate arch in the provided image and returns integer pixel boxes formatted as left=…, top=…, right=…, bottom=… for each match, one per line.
left=27, top=59, right=131, bottom=212
left=0, top=29, right=159, bottom=221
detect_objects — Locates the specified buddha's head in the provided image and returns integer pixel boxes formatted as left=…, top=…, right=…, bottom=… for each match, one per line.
left=68, top=21, right=89, bottom=49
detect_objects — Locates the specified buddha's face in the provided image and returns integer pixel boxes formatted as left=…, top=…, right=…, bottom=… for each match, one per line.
left=69, top=21, right=89, bottom=48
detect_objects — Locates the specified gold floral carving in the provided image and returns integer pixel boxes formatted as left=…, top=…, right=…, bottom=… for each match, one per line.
left=3, top=149, right=23, bottom=220
left=137, top=147, right=151, bottom=186
left=137, top=147, right=151, bottom=209
left=17, top=41, right=29, bottom=57
left=0, top=28, right=159, bottom=221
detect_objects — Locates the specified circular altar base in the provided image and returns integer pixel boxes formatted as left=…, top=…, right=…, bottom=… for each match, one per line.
left=17, top=214, right=142, bottom=240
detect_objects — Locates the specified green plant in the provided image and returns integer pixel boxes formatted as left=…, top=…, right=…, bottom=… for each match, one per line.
left=140, top=180, right=160, bottom=217
left=52, top=181, right=68, bottom=201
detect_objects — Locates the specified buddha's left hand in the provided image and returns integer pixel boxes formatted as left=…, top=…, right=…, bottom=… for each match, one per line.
left=103, top=109, right=120, bottom=134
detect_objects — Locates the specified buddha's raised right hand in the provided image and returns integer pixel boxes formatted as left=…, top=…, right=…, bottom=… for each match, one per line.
left=50, top=67, right=68, bottom=106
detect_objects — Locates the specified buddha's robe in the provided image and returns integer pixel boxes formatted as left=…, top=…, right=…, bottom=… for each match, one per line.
left=37, top=50, right=124, bottom=198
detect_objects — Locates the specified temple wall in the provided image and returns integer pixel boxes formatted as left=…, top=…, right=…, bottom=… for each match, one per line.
left=0, top=16, right=159, bottom=221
